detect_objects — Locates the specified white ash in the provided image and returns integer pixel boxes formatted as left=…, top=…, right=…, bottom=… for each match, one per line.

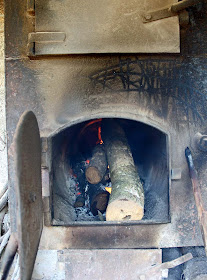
left=75, top=207, right=99, bottom=221
left=65, top=174, right=77, bottom=202
left=75, top=181, right=97, bottom=222
left=75, top=182, right=100, bottom=222
left=55, top=174, right=109, bottom=223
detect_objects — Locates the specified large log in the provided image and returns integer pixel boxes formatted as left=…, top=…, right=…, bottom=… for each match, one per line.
left=102, top=119, right=144, bottom=221
left=85, top=144, right=107, bottom=184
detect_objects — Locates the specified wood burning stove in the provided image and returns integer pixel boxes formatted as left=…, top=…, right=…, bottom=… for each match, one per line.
left=51, top=118, right=169, bottom=225
left=4, top=0, right=207, bottom=278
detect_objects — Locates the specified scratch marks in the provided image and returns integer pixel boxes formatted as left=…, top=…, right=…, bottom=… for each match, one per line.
left=90, top=57, right=207, bottom=125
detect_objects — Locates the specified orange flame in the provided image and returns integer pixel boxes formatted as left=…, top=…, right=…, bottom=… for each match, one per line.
left=105, top=187, right=112, bottom=194
left=98, top=126, right=103, bottom=145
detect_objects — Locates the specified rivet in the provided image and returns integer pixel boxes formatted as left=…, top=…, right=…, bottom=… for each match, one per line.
left=145, top=14, right=152, bottom=20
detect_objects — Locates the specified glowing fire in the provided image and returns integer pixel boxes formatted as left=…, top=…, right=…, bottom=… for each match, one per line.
left=97, top=126, right=103, bottom=145
left=105, top=187, right=112, bottom=194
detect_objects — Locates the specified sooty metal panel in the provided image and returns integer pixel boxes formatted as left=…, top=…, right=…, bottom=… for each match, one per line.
left=34, top=0, right=180, bottom=55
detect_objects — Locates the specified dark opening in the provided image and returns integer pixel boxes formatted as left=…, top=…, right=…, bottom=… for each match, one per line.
left=51, top=118, right=169, bottom=225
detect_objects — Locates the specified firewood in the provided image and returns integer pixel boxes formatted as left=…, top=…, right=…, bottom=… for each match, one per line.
left=85, top=144, right=107, bottom=184
left=74, top=195, right=85, bottom=208
left=88, top=183, right=109, bottom=216
left=102, top=119, right=144, bottom=221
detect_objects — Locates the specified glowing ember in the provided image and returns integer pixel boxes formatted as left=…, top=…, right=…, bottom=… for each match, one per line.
left=86, top=159, right=90, bottom=164
left=98, top=126, right=104, bottom=144
left=105, top=187, right=112, bottom=194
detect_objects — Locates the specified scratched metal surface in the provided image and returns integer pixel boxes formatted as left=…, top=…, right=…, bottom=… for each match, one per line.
left=32, top=249, right=162, bottom=280
left=34, top=0, right=180, bottom=54
left=5, top=0, right=207, bottom=249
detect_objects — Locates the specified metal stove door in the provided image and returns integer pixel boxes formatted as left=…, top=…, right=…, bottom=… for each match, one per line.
left=14, top=111, right=42, bottom=280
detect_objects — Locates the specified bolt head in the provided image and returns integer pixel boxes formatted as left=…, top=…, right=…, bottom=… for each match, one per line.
left=145, top=14, right=152, bottom=20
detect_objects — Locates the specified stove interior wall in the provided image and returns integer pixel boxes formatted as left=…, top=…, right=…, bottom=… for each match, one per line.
left=51, top=123, right=82, bottom=224
left=51, top=118, right=169, bottom=224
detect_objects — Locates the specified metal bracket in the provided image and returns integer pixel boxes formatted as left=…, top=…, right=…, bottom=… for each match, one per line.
left=143, top=0, right=203, bottom=23
left=28, top=32, right=66, bottom=43
left=28, top=32, right=66, bottom=56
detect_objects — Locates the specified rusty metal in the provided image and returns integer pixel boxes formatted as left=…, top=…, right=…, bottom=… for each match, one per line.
left=27, top=0, right=35, bottom=15
left=32, top=0, right=180, bottom=55
left=185, top=147, right=207, bottom=255
left=14, top=111, right=43, bottom=280
left=143, top=0, right=203, bottom=23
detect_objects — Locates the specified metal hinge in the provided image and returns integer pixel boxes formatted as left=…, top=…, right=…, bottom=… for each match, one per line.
left=41, top=137, right=52, bottom=226
left=142, top=0, right=204, bottom=23
left=41, top=137, right=53, bottom=169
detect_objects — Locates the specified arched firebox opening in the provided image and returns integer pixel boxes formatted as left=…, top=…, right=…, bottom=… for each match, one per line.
left=51, top=118, right=169, bottom=225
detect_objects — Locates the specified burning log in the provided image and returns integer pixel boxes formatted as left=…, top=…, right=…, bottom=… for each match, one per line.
left=88, top=183, right=109, bottom=216
left=85, top=144, right=107, bottom=184
left=102, top=119, right=144, bottom=221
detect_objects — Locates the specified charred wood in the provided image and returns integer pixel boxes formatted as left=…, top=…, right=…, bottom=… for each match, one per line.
left=88, top=183, right=109, bottom=216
